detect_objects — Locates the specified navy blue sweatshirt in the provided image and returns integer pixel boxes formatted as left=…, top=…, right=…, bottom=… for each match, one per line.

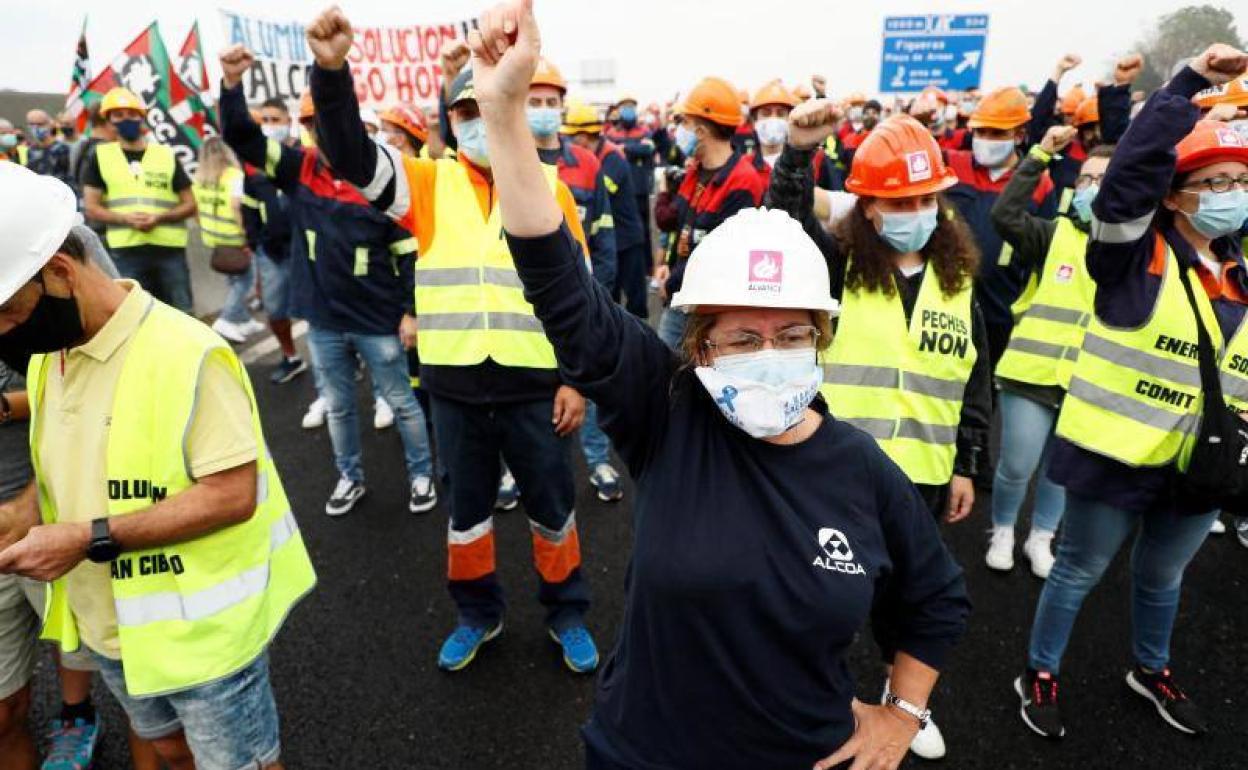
left=510, top=223, right=970, bottom=769
left=1048, top=66, right=1248, bottom=514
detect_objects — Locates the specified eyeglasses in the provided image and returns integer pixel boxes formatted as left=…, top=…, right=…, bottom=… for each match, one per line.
left=1180, top=173, right=1248, bottom=195
left=1074, top=173, right=1104, bottom=189
left=703, top=325, right=820, bottom=355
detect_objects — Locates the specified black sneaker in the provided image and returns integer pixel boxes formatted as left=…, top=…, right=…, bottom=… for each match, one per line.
left=1126, top=665, right=1207, bottom=735
left=270, top=356, right=308, bottom=385
left=1015, top=668, right=1065, bottom=738
left=325, top=477, right=366, bottom=517
left=409, top=475, right=438, bottom=514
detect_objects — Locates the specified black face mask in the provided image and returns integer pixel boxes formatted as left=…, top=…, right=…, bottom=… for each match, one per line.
left=0, top=286, right=85, bottom=371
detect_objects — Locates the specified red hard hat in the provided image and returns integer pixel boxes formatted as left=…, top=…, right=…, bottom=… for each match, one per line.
left=1175, top=119, right=1248, bottom=174
left=845, top=115, right=958, bottom=198
left=380, top=103, right=428, bottom=143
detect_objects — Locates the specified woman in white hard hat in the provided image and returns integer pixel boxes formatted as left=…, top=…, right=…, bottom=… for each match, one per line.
left=460, top=3, right=970, bottom=769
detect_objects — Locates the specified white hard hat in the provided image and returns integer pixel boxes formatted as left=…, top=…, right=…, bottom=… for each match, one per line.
left=0, top=162, right=77, bottom=305
left=670, top=207, right=840, bottom=316
left=359, top=108, right=381, bottom=130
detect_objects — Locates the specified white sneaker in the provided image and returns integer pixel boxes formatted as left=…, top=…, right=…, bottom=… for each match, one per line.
left=1235, top=516, right=1248, bottom=549
left=301, top=397, right=328, bottom=429
left=1210, top=517, right=1226, bottom=535
left=985, top=526, right=1015, bottom=572
left=211, top=317, right=248, bottom=344
left=373, top=397, right=395, bottom=430
left=882, top=680, right=946, bottom=760
left=240, top=318, right=267, bottom=336
left=1023, top=530, right=1057, bottom=579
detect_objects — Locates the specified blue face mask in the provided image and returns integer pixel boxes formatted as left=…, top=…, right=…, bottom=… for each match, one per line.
left=1071, top=184, right=1099, bottom=223
left=877, top=207, right=939, bottom=254
left=675, top=124, right=699, bottom=158
left=1188, top=189, right=1248, bottom=240
left=619, top=105, right=637, bottom=126
left=455, top=117, right=490, bottom=167
left=526, top=107, right=562, bottom=138
left=115, top=119, right=143, bottom=142
left=29, top=125, right=51, bottom=142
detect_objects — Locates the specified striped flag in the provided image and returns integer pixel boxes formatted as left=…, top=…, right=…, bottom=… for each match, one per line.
left=177, top=21, right=218, bottom=127
left=65, top=17, right=92, bottom=132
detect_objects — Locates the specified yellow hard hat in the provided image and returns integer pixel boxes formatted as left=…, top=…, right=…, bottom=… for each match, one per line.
left=100, top=87, right=147, bottom=117
left=561, top=101, right=603, bottom=135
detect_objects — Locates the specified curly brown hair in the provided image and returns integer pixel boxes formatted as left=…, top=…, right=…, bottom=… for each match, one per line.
left=833, top=197, right=980, bottom=299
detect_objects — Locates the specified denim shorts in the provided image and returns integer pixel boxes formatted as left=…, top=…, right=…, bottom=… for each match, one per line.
left=94, top=651, right=281, bottom=770
left=255, top=248, right=292, bottom=321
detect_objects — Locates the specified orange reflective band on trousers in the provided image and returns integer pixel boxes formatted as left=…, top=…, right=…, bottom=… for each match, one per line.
left=530, top=513, right=582, bottom=584
left=448, top=518, right=496, bottom=581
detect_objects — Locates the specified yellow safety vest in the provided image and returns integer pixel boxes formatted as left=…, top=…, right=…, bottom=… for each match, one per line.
left=1056, top=245, right=1248, bottom=470
left=97, top=142, right=188, bottom=249
left=28, top=299, right=316, bottom=697
left=414, top=159, right=559, bottom=369
left=192, top=167, right=246, bottom=248
left=996, top=218, right=1094, bottom=389
left=823, top=264, right=977, bottom=484
left=17, top=144, right=29, bottom=166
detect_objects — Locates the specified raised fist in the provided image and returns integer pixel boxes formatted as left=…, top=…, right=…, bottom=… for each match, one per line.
left=1055, top=53, right=1082, bottom=79
left=1114, top=54, right=1144, bottom=86
left=811, top=74, right=827, bottom=97
left=1190, top=43, right=1248, bottom=86
left=306, top=6, right=354, bottom=71
left=219, top=45, right=255, bottom=89
left=788, top=99, right=841, bottom=151
left=466, top=0, right=542, bottom=109
left=441, top=41, right=471, bottom=83
left=1039, top=125, right=1078, bottom=155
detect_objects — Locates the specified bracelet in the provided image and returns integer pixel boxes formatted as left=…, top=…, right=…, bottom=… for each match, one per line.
left=884, top=692, right=931, bottom=729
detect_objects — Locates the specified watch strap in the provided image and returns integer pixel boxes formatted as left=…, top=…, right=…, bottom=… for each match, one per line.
left=90, top=517, right=111, bottom=544
left=885, top=692, right=931, bottom=729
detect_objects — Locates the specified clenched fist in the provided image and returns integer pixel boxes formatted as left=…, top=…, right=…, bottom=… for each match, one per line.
left=466, top=0, right=542, bottom=110
left=441, top=41, right=471, bottom=82
left=1054, top=53, right=1082, bottom=81
left=219, top=44, right=255, bottom=89
left=1039, top=125, right=1078, bottom=155
left=1190, top=43, right=1248, bottom=86
left=1114, top=54, right=1145, bottom=86
left=788, top=99, right=841, bottom=150
left=307, top=5, right=355, bottom=71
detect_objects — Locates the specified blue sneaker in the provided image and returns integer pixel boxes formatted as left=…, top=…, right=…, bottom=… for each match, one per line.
left=438, top=622, right=502, bottom=671
left=270, top=356, right=307, bottom=385
left=42, top=717, right=100, bottom=770
left=549, top=624, right=599, bottom=673
left=494, top=471, right=520, bottom=512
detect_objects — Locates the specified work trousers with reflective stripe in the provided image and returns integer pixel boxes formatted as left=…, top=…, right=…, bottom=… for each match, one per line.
left=431, top=394, right=589, bottom=631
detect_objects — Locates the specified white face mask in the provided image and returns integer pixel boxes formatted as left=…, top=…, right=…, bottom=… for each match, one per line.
left=755, top=116, right=788, bottom=147
left=696, top=349, right=823, bottom=439
left=972, top=136, right=1016, bottom=168
left=261, top=124, right=290, bottom=143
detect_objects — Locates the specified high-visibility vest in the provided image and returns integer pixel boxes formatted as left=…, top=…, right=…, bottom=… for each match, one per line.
left=192, top=167, right=246, bottom=248
left=1056, top=241, right=1248, bottom=470
left=413, top=159, right=560, bottom=368
left=995, top=218, right=1094, bottom=389
left=28, top=298, right=316, bottom=697
left=823, top=264, right=977, bottom=484
left=17, top=144, right=29, bottom=166
left=97, top=142, right=188, bottom=249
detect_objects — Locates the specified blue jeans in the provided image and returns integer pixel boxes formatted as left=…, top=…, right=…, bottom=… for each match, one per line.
left=112, top=248, right=193, bottom=313
left=1027, top=493, right=1217, bottom=673
left=94, top=652, right=281, bottom=770
left=657, top=306, right=688, bottom=351
left=254, top=247, right=291, bottom=321
left=307, top=326, right=433, bottom=482
left=991, top=391, right=1064, bottom=533
left=218, top=261, right=255, bottom=324
left=580, top=400, right=611, bottom=468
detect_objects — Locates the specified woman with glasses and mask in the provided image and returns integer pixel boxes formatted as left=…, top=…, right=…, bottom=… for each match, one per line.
left=767, top=103, right=990, bottom=762
left=460, top=3, right=971, bottom=768
left=1014, top=44, right=1248, bottom=742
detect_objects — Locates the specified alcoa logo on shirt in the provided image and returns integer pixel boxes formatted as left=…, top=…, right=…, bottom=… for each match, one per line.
left=813, top=527, right=866, bottom=575
left=748, top=250, right=784, bottom=293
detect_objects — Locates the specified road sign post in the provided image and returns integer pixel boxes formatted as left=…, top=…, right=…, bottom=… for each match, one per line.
left=879, top=14, right=989, bottom=94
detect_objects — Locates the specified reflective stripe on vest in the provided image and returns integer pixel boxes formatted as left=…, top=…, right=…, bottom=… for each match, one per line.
left=1055, top=243, right=1244, bottom=470
left=98, top=142, right=187, bottom=249
left=823, top=264, right=977, bottom=484
left=192, top=167, right=246, bottom=248
left=996, top=218, right=1094, bottom=388
left=28, top=299, right=316, bottom=697
left=414, top=159, right=559, bottom=368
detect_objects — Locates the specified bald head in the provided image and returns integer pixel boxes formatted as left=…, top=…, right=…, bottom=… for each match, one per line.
left=0, top=118, right=13, bottom=132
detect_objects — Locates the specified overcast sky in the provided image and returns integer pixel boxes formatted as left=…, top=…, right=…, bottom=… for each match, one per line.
left=4, top=0, right=1246, bottom=104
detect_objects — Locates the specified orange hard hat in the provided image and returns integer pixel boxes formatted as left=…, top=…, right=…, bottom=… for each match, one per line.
left=737, top=87, right=749, bottom=105
left=919, top=85, right=950, bottom=106
left=1060, top=85, right=1087, bottom=116
left=968, top=87, right=1030, bottom=130
left=845, top=91, right=868, bottom=106
left=380, top=103, right=429, bottom=143
left=530, top=58, right=567, bottom=94
left=299, top=91, right=315, bottom=120
left=845, top=114, right=959, bottom=198
left=1193, top=77, right=1248, bottom=109
left=679, top=77, right=744, bottom=128
left=793, top=83, right=813, bottom=101
left=750, top=80, right=798, bottom=111
left=1072, top=97, right=1099, bottom=127
left=1175, top=119, right=1248, bottom=174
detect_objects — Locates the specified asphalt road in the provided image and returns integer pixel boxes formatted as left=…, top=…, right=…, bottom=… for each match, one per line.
left=28, top=340, right=1248, bottom=770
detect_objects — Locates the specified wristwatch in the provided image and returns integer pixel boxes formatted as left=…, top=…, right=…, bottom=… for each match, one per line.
left=884, top=692, right=931, bottom=729
left=85, top=518, right=122, bottom=564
